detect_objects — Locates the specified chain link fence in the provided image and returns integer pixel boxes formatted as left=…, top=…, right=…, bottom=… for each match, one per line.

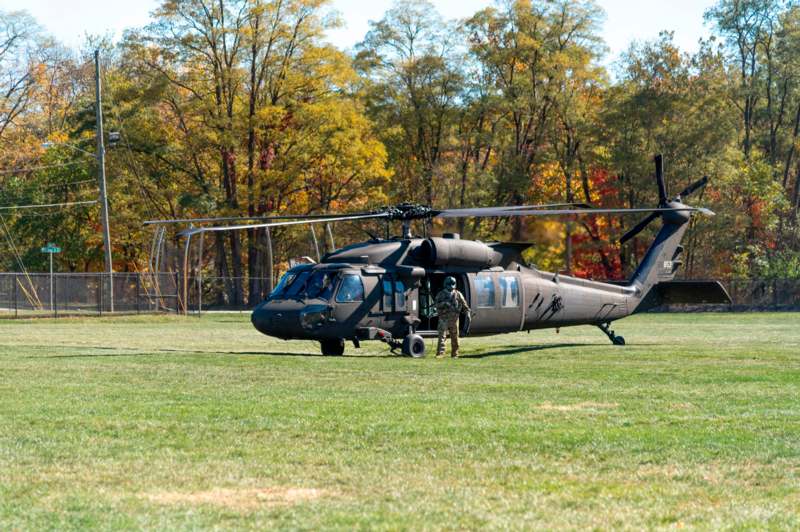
left=652, top=278, right=800, bottom=313
left=0, top=273, right=179, bottom=317
left=0, top=273, right=798, bottom=318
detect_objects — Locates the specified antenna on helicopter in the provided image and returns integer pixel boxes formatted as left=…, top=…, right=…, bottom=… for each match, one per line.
left=402, top=220, right=413, bottom=239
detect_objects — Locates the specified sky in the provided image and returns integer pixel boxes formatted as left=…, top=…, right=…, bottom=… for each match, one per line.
left=2, top=0, right=717, bottom=63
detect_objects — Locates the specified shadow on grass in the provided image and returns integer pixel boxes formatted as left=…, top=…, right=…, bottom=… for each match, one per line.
left=461, top=342, right=589, bottom=359
left=39, top=342, right=597, bottom=360
left=39, top=346, right=390, bottom=359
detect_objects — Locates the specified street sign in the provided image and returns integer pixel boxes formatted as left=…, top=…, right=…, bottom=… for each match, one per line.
left=41, top=243, right=61, bottom=254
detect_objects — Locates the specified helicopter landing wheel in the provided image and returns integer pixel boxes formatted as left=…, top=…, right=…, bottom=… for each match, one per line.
left=320, top=338, right=345, bottom=356
left=402, top=334, right=426, bottom=358
left=598, top=322, right=626, bottom=346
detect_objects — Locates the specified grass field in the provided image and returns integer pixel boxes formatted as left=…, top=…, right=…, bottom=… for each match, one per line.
left=1, top=312, right=799, bottom=530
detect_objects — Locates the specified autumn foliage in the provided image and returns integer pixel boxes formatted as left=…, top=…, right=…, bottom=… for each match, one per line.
left=1, top=0, right=800, bottom=306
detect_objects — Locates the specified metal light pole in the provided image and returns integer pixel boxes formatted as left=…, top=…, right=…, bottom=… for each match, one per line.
left=41, top=243, right=61, bottom=313
left=49, top=251, right=53, bottom=312
left=94, top=49, right=114, bottom=312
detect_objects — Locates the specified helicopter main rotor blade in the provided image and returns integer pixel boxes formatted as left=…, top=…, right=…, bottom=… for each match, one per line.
left=177, top=212, right=391, bottom=238
left=431, top=202, right=592, bottom=218
left=144, top=211, right=377, bottom=226
left=153, top=202, right=595, bottom=228
left=435, top=206, right=714, bottom=219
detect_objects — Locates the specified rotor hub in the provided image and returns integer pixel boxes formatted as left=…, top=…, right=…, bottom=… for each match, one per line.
left=663, top=201, right=691, bottom=225
left=381, top=203, right=434, bottom=221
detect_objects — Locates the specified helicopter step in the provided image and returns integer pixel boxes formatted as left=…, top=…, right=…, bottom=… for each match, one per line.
left=597, top=322, right=625, bottom=346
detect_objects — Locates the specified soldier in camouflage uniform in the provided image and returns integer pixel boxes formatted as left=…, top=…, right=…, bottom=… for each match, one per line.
left=434, top=276, right=470, bottom=358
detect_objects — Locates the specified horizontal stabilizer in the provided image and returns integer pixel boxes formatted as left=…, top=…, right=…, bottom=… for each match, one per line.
left=635, top=280, right=731, bottom=313
left=656, top=281, right=731, bottom=305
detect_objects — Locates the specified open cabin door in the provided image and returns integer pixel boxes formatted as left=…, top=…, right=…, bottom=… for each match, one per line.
left=417, top=273, right=470, bottom=334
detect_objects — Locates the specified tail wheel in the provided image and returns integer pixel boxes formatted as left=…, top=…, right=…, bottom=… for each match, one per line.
left=321, top=338, right=345, bottom=356
left=402, top=334, right=426, bottom=358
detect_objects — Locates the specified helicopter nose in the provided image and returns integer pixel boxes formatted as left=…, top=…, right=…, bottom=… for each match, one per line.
left=251, top=305, right=274, bottom=336
left=251, top=302, right=301, bottom=338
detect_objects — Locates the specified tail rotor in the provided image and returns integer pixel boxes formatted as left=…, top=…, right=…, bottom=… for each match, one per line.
left=655, top=154, right=668, bottom=206
left=676, top=175, right=708, bottom=201
left=620, top=155, right=710, bottom=245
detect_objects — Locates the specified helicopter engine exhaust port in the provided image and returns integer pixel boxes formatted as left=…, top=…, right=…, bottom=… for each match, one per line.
left=419, top=237, right=503, bottom=268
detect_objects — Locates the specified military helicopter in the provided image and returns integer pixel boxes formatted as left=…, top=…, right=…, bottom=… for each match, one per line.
left=149, top=155, right=730, bottom=357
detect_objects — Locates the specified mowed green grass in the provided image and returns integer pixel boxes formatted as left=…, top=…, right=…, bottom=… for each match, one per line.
left=1, top=313, right=799, bottom=530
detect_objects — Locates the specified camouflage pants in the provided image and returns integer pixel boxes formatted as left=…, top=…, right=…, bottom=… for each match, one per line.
left=436, top=317, right=460, bottom=357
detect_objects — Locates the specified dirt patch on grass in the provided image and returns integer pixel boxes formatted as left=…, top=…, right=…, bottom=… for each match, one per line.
left=145, top=487, right=327, bottom=510
left=536, top=401, right=618, bottom=412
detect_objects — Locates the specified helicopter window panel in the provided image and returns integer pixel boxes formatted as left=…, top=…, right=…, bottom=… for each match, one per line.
left=475, top=274, right=495, bottom=308
left=420, top=278, right=434, bottom=318
left=305, top=271, right=338, bottom=300
left=394, top=280, right=406, bottom=310
left=382, top=277, right=394, bottom=310
left=284, top=271, right=312, bottom=298
left=336, top=274, right=364, bottom=303
left=499, top=276, right=520, bottom=308
left=269, top=271, right=298, bottom=298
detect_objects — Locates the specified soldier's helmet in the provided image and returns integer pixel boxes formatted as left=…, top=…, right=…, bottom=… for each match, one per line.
left=444, top=276, right=456, bottom=289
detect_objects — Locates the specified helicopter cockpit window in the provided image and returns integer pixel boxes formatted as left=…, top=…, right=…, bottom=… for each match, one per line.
left=336, top=274, right=364, bottom=303
left=283, top=271, right=311, bottom=298
left=276, top=270, right=337, bottom=300
left=303, top=271, right=338, bottom=300
left=269, top=271, right=299, bottom=298
left=475, top=274, right=495, bottom=308
left=499, top=276, right=520, bottom=307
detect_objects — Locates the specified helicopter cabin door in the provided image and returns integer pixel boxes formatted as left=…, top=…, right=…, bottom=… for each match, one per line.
left=468, top=271, right=524, bottom=334
left=378, top=273, right=416, bottom=334
left=416, top=273, right=470, bottom=334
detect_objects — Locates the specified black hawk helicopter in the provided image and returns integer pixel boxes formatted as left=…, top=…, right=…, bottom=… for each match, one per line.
left=150, top=155, right=730, bottom=357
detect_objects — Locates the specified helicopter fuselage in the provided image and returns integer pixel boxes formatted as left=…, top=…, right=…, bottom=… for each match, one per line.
left=150, top=154, right=729, bottom=356
left=251, top=235, right=635, bottom=347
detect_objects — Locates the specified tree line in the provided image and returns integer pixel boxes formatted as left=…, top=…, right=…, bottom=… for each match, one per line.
left=1, top=0, right=799, bottom=306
